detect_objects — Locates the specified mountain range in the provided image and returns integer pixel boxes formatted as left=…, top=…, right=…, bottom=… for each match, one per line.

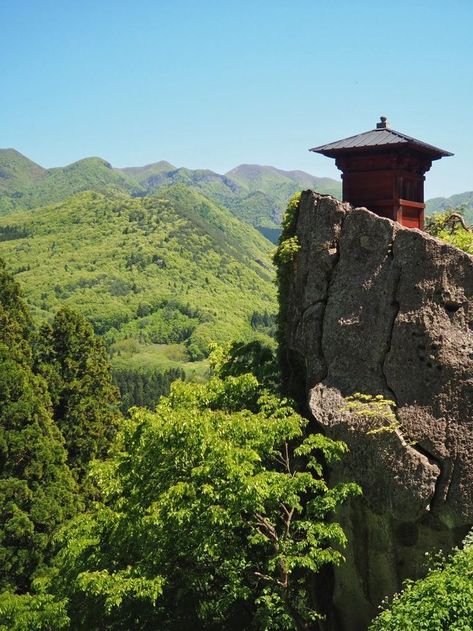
left=425, top=191, right=473, bottom=222
left=3, top=148, right=470, bottom=234
left=0, top=148, right=341, bottom=242
left=0, top=146, right=471, bottom=391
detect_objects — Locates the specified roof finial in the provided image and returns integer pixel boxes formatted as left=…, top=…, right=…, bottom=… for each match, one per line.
left=376, top=115, right=389, bottom=129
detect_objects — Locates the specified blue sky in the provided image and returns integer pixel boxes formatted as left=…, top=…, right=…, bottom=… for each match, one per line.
left=1, top=0, right=472, bottom=197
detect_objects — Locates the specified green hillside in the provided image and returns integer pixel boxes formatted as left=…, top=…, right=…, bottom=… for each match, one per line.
left=122, top=162, right=341, bottom=240
left=426, top=191, right=473, bottom=223
left=0, top=186, right=276, bottom=376
left=226, top=164, right=341, bottom=198
left=0, top=148, right=47, bottom=191
left=0, top=149, right=341, bottom=241
left=0, top=149, right=143, bottom=215
left=120, top=160, right=176, bottom=179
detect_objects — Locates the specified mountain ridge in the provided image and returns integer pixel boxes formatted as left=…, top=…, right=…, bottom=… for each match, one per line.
left=3, top=148, right=471, bottom=235
left=425, top=191, right=473, bottom=222
left=0, top=148, right=341, bottom=239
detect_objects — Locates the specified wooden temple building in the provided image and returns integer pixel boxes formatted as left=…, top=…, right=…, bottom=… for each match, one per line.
left=310, top=117, right=452, bottom=229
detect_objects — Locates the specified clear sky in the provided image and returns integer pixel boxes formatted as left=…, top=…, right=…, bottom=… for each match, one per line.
left=1, top=0, right=472, bottom=198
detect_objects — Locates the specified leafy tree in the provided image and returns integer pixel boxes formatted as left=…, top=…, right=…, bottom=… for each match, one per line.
left=38, top=373, right=359, bottom=630
left=209, top=340, right=279, bottom=391
left=0, top=591, right=69, bottom=630
left=35, top=307, right=121, bottom=480
left=425, top=207, right=473, bottom=254
left=0, top=261, right=78, bottom=593
left=369, top=532, right=473, bottom=630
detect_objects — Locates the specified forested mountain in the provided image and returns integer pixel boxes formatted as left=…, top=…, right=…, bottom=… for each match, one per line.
left=3, top=148, right=473, bottom=239
left=0, top=186, right=276, bottom=385
left=0, top=148, right=341, bottom=240
left=226, top=163, right=341, bottom=199
left=426, top=190, right=473, bottom=222
left=123, top=161, right=342, bottom=240
left=0, top=149, right=142, bottom=215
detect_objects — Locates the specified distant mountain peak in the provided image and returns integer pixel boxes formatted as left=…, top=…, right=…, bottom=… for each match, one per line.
left=57, top=157, right=114, bottom=171
left=120, top=160, right=176, bottom=176
left=0, top=147, right=46, bottom=170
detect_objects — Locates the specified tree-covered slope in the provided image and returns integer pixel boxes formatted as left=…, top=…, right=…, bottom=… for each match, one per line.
left=0, top=150, right=143, bottom=215
left=119, top=160, right=176, bottom=180
left=426, top=191, right=473, bottom=223
left=0, top=186, right=276, bottom=375
left=0, top=149, right=341, bottom=242
left=226, top=163, right=341, bottom=199
left=0, top=149, right=47, bottom=193
left=126, top=162, right=341, bottom=236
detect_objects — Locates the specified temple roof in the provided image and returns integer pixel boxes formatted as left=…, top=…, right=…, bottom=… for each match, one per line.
left=310, top=117, right=453, bottom=160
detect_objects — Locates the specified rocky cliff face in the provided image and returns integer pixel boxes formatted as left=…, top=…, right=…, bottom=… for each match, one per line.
left=281, top=191, right=473, bottom=630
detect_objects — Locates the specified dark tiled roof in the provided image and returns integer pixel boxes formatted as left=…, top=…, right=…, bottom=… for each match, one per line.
left=310, top=120, right=453, bottom=158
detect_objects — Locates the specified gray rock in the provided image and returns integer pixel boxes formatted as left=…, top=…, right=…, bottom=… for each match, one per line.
left=281, top=191, right=473, bottom=630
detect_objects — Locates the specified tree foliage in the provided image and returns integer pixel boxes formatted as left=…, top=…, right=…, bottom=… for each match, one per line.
left=0, top=261, right=78, bottom=593
left=112, top=365, right=185, bottom=414
left=209, top=339, right=279, bottom=391
left=24, top=370, right=359, bottom=630
left=35, top=307, right=121, bottom=480
left=369, top=533, right=473, bottom=630
left=425, top=207, right=473, bottom=254
left=0, top=591, right=69, bottom=631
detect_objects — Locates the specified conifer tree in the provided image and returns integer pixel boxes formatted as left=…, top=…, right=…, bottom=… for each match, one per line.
left=36, top=307, right=121, bottom=479
left=0, top=260, right=78, bottom=592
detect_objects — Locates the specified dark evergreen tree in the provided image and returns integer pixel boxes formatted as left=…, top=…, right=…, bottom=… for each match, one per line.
left=35, top=307, right=121, bottom=480
left=0, top=260, right=78, bottom=592
left=113, top=366, right=185, bottom=414
left=216, top=339, right=279, bottom=390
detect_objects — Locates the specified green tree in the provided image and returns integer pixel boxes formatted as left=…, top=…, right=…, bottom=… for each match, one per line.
left=0, top=591, right=69, bottom=630
left=0, top=260, right=78, bottom=593
left=112, top=366, right=185, bottom=414
left=425, top=207, right=473, bottom=254
left=35, top=307, right=121, bottom=480
left=369, top=532, right=473, bottom=630
left=210, top=339, right=279, bottom=391
left=40, top=373, right=359, bottom=630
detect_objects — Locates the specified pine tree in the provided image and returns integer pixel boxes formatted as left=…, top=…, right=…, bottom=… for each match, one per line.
left=35, top=307, right=121, bottom=479
left=0, top=260, right=78, bottom=592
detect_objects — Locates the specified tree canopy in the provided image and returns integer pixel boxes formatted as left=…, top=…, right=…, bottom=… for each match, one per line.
left=369, top=534, right=473, bottom=630
left=0, top=262, right=78, bottom=593
left=35, top=307, right=121, bottom=480
left=0, top=364, right=359, bottom=630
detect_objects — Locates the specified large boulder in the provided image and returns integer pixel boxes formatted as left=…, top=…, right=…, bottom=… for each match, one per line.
left=281, top=191, right=473, bottom=630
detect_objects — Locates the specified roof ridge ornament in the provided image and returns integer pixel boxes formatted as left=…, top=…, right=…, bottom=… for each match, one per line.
left=376, top=116, right=389, bottom=129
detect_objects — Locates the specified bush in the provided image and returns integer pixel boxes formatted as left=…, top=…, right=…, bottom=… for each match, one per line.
left=369, top=533, right=473, bottom=630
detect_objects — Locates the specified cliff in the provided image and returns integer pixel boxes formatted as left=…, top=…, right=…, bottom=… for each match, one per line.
left=280, top=191, right=473, bottom=630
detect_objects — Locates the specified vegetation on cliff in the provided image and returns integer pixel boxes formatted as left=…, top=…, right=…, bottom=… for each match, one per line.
left=370, top=533, right=473, bottom=630
left=425, top=207, right=473, bottom=254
